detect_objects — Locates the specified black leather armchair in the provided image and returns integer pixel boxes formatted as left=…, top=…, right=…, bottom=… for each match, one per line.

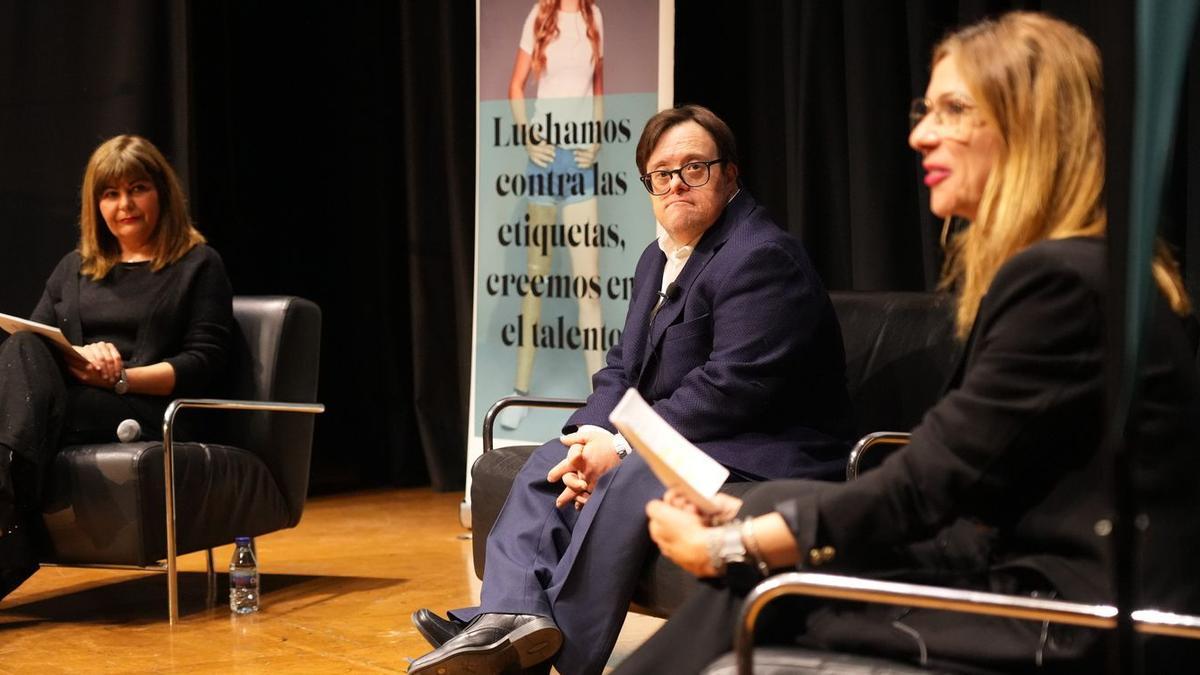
left=703, top=570, right=1200, bottom=674
left=469, top=290, right=959, bottom=617
left=711, top=426, right=1200, bottom=673
left=36, top=296, right=324, bottom=623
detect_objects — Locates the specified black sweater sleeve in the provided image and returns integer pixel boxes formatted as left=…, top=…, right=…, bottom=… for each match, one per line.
left=163, top=246, right=234, bottom=396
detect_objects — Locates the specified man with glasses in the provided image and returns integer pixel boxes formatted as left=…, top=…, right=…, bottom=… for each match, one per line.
left=409, top=104, right=850, bottom=675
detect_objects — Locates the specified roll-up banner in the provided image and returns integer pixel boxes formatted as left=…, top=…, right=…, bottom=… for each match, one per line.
left=466, top=0, right=674, bottom=509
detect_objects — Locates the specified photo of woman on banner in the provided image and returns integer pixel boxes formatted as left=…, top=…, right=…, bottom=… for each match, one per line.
left=498, top=0, right=606, bottom=431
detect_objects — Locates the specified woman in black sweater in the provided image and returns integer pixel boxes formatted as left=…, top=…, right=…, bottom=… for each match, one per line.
left=0, top=135, right=233, bottom=599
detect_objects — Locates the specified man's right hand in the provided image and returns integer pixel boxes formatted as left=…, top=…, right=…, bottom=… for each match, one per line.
left=547, top=428, right=621, bottom=509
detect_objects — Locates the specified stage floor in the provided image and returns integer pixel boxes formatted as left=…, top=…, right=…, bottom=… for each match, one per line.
left=0, top=488, right=663, bottom=673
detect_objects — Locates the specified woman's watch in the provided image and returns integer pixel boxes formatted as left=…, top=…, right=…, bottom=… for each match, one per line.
left=707, top=520, right=766, bottom=590
left=709, top=520, right=747, bottom=571
left=114, top=369, right=129, bottom=395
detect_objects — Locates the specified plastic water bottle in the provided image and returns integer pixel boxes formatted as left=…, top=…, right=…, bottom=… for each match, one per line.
left=228, top=536, right=260, bottom=614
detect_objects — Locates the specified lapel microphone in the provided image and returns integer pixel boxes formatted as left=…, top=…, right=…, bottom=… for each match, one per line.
left=649, top=282, right=681, bottom=327
left=116, top=418, right=142, bottom=442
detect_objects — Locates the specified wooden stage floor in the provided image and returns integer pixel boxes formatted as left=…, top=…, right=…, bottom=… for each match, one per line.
left=0, top=488, right=663, bottom=673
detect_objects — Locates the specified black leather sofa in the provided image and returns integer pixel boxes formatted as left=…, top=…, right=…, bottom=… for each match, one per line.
left=469, top=290, right=959, bottom=617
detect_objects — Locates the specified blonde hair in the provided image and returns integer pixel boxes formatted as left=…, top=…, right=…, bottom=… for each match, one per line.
left=530, top=0, right=601, bottom=77
left=79, top=135, right=205, bottom=280
left=934, top=12, right=1191, bottom=336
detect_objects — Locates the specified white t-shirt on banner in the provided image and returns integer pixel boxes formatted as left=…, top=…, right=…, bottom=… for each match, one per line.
left=518, top=5, right=604, bottom=147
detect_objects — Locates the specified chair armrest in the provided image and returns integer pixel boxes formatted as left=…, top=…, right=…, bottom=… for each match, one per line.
left=163, top=398, right=326, bottom=435
left=846, top=431, right=911, bottom=480
left=733, top=572, right=1200, bottom=675
left=482, top=395, right=586, bottom=453
left=161, top=397, right=327, bottom=533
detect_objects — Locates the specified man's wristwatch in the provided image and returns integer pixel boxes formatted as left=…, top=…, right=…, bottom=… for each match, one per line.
left=113, top=369, right=129, bottom=395
left=613, top=435, right=631, bottom=460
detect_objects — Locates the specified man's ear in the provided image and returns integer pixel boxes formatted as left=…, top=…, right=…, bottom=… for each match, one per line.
left=724, top=161, right=740, bottom=186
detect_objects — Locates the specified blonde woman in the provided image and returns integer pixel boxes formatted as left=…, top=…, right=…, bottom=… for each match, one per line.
left=499, top=0, right=605, bottom=430
left=0, top=135, right=233, bottom=599
left=621, top=12, right=1200, bottom=673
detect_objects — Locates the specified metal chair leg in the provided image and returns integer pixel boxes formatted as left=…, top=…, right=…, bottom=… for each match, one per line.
left=160, top=398, right=323, bottom=625
left=206, top=548, right=216, bottom=607
left=163, top=415, right=180, bottom=625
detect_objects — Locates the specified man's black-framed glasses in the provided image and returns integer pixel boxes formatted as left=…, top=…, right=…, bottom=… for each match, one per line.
left=640, top=158, right=725, bottom=195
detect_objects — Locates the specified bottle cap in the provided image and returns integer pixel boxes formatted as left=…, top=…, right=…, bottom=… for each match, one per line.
left=235, top=536, right=251, bottom=545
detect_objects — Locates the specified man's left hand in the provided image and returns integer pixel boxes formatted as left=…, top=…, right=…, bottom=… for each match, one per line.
left=547, top=428, right=621, bottom=509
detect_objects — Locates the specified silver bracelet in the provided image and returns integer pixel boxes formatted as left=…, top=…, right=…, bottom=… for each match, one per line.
left=740, top=518, right=772, bottom=577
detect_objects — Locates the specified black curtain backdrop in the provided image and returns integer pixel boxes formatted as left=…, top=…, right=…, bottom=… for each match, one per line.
left=0, top=0, right=190, bottom=329
left=0, top=1, right=1194, bottom=493
left=186, top=2, right=476, bottom=493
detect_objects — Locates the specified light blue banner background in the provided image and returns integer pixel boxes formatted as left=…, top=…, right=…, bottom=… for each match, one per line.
left=474, top=92, right=659, bottom=440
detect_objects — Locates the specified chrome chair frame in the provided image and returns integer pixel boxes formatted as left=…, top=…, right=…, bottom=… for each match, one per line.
left=481, top=395, right=587, bottom=454
left=40, top=399, right=325, bottom=625
left=158, top=398, right=325, bottom=625
left=734, top=572, right=1200, bottom=675
left=845, top=431, right=911, bottom=480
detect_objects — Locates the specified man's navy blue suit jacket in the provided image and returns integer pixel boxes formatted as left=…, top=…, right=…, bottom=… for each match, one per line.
left=565, top=191, right=851, bottom=481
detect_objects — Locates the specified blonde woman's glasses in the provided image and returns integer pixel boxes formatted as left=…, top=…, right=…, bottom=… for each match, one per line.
left=909, top=96, right=979, bottom=137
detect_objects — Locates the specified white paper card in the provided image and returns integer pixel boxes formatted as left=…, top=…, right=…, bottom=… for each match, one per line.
left=0, top=312, right=86, bottom=365
left=609, top=388, right=729, bottom=513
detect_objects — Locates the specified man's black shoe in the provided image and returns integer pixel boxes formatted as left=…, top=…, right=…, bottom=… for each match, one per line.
left=407, top=612, right=561, bottom=674
left=411, top=608, right=466, bottom=647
